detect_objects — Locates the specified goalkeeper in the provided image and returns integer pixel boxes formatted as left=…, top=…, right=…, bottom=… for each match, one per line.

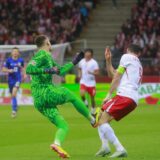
left=26, top=35, right=97, bottom=158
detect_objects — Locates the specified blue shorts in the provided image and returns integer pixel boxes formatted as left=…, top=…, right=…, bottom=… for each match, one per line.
left=8, top=81, right=20, bottom=93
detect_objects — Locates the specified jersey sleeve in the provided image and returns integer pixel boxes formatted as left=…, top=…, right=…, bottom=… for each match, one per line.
left=119, top=54, right=130, bottom=68
left=117, top=54, right=130, bottom=74
left=52, top=59, right=74, bottom=76
left=3, top=58, right=10, bottom=68
left=93, top=61, right=99, bottom=70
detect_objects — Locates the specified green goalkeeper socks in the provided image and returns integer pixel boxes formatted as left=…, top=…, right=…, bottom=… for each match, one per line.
left=52, top=114, right=69, bottom=146
left=54, top=128, right=68, bottom=146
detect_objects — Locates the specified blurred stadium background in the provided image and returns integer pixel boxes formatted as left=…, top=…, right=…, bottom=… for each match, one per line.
left=0, top=0, right=159, bottom=104
left=0, top=0, right=160, bottom=160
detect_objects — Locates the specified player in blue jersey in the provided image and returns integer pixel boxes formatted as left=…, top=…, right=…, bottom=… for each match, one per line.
left=2, top=47, right=26, bottom=118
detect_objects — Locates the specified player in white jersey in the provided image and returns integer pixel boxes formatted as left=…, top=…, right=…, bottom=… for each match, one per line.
left=95, top=44, right=143, bottom=158
left=78, top=48, right=99, bottom=113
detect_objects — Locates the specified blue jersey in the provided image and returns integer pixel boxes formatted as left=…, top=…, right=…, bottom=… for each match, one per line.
left=4, top=57, right=24, bottom=84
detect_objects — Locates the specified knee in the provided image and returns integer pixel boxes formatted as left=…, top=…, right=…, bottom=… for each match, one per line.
left=98, top=111, right=113, bottom=126
left=80, top=90, right=85, bottom=97
left=12, top=88, right=18, bottom=97
left=11, top=94, right=16, bottom=98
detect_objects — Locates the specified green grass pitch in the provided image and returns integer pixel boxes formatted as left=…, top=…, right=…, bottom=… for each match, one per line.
left=0, top=104, right=160, bottom=160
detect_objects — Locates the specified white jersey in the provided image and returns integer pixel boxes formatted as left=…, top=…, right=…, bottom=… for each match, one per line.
left=79, top=58, right=99, bottom=87
left=117, top=53, right=143, bottom=104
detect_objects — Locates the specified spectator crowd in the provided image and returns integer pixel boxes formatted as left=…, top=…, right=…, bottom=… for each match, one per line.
left=114, top=0, right=160, bottom=58
left=0, top=0, right=97, bottom=45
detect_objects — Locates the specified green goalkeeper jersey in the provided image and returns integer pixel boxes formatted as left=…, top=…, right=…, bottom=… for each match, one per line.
left=26, top=49, right=74, bottom=86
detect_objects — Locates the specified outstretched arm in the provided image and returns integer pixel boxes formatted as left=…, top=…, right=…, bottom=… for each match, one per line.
left=105, top=48, right=116, bottom=78
left=52, top=61, right=74, bottom=76
left=52, top=51, right=84, bottom=76
left=103, top=54, right=127, bottom=104
left=103, top=70, right=123, bottom=104
left=26, top=59, right=60, bottom=75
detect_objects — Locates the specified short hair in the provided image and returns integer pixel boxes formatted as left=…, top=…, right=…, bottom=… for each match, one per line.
left=84, top=48, right=94, bottom=56
left=34, top=35, right=47, bottom=47
left=12, top=47, right=19, bottom=51
left=128, top=44, right=142, bottom=55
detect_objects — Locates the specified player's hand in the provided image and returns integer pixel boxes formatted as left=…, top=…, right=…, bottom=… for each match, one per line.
left=105, top=47, right=112, bottom=62
left=78, top=74, right=82, bottom=79
left=102, top=94, right=111, bottom=105
left=72, top=51, right=84, bottom=65
left=23, top=74, right=27, bottom=81
left=88, top=71, right=93, bottom=75
left=8, top=69, right=14, bottom=73
left=44, top=67, right=60, bottom=74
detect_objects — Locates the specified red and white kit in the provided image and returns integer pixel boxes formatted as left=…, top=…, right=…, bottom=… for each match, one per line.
left=79, top=58, right=99, bottom=96
left=102, top=53, right=143, bottom=121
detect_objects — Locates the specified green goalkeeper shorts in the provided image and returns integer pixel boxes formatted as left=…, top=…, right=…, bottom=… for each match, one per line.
left=32, top=84, right=76, bottom=114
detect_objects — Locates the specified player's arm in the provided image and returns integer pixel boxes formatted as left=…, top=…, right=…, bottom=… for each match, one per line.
left=26, top=54, right=59, bottom=75
left=20, top=59, right=27, bottom=80
left=88, top=69, right=99, bottom=76
left=52, top=51, right=84, bottom=76
left=78, top=68, right=82, bottom=79
left=105, top=48, right=116, bottom=78
left=88, top=61, right=100, bottom=75
left=103, top=66, right=125, bottom=104
left=26, top=60, right=60, bottom=75
left=52, top=60, right=74, bottom=76
left=2, top=67, right=14, bottom=73
left=2, top=60, right=14, bottom=73
left=22, top=66, right=27, bottom=77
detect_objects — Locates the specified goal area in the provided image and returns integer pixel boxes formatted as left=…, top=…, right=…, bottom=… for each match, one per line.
left=0, top=43, right=69, bottom=84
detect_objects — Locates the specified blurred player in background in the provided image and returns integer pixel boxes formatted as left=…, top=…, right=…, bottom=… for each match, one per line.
left=78, top=49, right=99, bottom=113
left=26, top=35, right=97, bottom=158
left=95, top=44, right=143, bottom=158
left=2, top=47, right=26, bottom=118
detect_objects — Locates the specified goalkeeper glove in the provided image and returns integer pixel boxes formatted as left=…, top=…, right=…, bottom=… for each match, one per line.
left=44, top=67, right=60, bottom=74
left=72, top=51, right=84, bottom=65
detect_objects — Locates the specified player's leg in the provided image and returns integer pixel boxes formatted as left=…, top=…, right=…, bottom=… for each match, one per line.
left=12, top=87, right=18, bottom=111
left=88, top=86, right=96, bottom=114
left=95, top=122, right=111, bottom=157
left=37, top=106, right=70, bottom=158
left=62, top=87, right=96, bottom=125
left=97, top=112, right=127, bottom=158
left=9, top=83, right=19, bottom=118
left=45, top=85, right=96, bottom=126
left=96, top=96, right=136, bottom=157
left=80, top=84, right=88, bottom=107
left=90, top=96, right=95, bottom=111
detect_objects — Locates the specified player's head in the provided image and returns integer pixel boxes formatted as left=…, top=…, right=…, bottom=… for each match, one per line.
left=84, top=48, right=93, bottom=60
left=35, top=35, right=52, bottom=51
left=11, top=47, right=20, bottom=59
left=127, top=44, right=142, bottom=57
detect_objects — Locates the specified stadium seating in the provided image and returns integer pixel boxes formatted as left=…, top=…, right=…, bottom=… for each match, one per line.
left=114, top=0, right=160, bottom=57
left=0, top=0, right=97, bottom=45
